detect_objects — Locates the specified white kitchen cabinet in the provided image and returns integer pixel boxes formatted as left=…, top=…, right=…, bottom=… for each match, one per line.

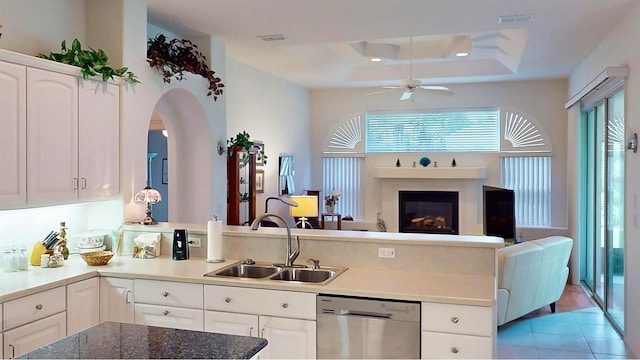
left=133, top=279, right=204, bottom=331
left=421, top=302, right=495, bottom=359
left=259, top=315, right=316, bottom=359
left=204, top=285, right=316, bottom=359
left=67, top=277, right=100, bottom=335
left=205, top=310, right=259, bottom=337
left=100, top=277, right=134, bottom=324
left=78, top=80, right=119, bottom=199
left=26, top=67, right=79, bottom=205
left=3, top=312, right=66, bottom=359
left=0, top=61, right=27, bottom=207
left=3, top=286, right=66, bottom=331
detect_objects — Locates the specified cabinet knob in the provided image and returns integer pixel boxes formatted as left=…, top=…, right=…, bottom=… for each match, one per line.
left=282, top=303, right=289, bottom=309
left=451, top=316, right=459, bottom=324
left=163, top=310, right=170, bottom=316
left=162, top=291, right=169, bottom=297
left=451, top=347, right=459, bottom=354
left=35, top=304, right=43, bottom=310
left=225, top=297, right=232, bottom=303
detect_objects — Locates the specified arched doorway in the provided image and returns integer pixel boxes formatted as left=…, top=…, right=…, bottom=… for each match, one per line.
left=148, top=89, right=213, bottom=223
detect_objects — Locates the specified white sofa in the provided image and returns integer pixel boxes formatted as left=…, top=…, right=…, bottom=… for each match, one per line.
left=496, top=236, right=573, bottom=326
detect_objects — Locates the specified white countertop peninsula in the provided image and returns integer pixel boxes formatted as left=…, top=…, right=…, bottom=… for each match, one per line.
left=1, top=224, right=503, bottom=307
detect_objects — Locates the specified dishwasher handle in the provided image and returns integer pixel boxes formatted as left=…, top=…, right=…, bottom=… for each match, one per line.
left=338, top=309, right=393, bottom=319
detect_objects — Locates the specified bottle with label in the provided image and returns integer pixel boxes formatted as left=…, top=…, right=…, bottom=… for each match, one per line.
left=58, top=221, right=69, bottom=260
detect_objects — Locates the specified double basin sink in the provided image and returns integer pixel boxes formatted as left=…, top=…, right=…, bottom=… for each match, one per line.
left=204, top=260, right=347, bottom=286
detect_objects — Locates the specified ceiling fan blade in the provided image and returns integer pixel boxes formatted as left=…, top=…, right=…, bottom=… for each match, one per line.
left=419, top=86, right=454, bottom=96
left=419, top=85, right=450, bottom=91
left=366, top=89, right=396, bottom=96
left=382, top=86, right=402, bottom=89
left=400, top=91, right=413, bottom=101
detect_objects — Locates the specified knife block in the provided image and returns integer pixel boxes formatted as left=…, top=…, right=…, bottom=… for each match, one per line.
left=30, top=242, right=54, bottom=266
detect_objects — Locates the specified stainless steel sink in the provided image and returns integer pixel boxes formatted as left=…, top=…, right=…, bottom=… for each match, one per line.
left=204, top=261, right=282, bottom=279
left=204, top=259, right=347, bottom=285
left=268, top=267, right=347, bottom=285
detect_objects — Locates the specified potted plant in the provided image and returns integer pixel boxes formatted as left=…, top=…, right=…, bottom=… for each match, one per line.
left=39, top=39, right=139, bottom=84
left=324, top=188, right=341, bottom=214
left=147, top=34, right=225, bottom=101
left=227, top=131, right=267, bottom=166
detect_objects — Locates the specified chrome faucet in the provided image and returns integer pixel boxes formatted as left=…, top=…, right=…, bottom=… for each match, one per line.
left=250, top=213, right=300, bottom=267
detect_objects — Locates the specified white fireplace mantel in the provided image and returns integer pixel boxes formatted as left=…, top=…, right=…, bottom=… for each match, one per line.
left=373, top=167, right=487, bottom=180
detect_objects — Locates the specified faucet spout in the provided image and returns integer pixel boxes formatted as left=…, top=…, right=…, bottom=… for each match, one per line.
left=250, top=213, right=300, bottom=267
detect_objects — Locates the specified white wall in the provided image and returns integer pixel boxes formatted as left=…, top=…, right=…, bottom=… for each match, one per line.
left=567, top=3, right=640, bottom=355
left=310, top=79, right=568, bottom=236
left=226, top=59, right=311, bottom=224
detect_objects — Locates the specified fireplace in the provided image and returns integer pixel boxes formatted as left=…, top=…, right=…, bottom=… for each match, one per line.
left=398, top=191, right=459, bottom=234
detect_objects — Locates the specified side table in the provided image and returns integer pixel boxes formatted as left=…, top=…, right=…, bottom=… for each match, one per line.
left=320, top=213, right=342, bottom=230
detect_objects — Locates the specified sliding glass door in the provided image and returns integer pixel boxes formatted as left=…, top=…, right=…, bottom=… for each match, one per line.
left=581, top=87, right=625, bottom=332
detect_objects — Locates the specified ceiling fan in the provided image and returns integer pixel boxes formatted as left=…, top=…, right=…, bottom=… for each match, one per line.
left=369, top=37, right=454, bottom=100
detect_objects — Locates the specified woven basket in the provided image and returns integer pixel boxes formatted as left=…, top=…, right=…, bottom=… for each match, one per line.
left=80, top=250, right=114, bottom=266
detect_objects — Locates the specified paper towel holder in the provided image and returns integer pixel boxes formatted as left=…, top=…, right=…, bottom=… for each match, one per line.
left=206, top=216, right=225, bottom=263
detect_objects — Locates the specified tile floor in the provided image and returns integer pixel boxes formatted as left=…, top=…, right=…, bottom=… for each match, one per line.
left=497, top=307, right=634, bottom=359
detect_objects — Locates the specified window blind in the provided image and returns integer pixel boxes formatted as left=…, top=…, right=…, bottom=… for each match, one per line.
left=322, top=157, right=362, bottom=219
left=366, top=109, right=500, bottom=153
left=500, top=156, right=551, bottom=227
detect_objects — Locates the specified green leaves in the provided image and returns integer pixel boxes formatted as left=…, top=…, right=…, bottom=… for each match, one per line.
left=39, top=39, right=140, bottom=84
left=227, top=131, right=267, bottom=166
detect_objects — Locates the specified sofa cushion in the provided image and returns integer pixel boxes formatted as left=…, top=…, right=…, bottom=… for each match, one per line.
left=531, top=236, right=573, bottom=310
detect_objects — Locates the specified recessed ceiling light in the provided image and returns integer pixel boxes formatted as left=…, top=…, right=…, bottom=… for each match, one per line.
left=370, top=57, right=382, bottom=62
left=455, top=52, right=469, bottom=57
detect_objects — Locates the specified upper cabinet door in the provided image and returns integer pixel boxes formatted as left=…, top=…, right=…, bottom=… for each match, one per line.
left=27, top=67, right=78, bottom=204
left=0, top=61, right=27, bottom=207
left=78, top=80, right=120, bottom=199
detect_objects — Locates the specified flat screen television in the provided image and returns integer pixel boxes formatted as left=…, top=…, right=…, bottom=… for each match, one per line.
left=483, top=185, right=516, bottom=241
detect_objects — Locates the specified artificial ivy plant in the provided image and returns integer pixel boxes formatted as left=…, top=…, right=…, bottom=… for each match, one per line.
left=39, top=39, right=139, bottom=84
left=146, top=34, right=225, bottom=101
left=228, top=131, right=267, bottom=166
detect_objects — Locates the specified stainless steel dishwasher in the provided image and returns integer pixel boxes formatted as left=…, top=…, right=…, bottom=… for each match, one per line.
left=317, top=294, right=421, bottom=359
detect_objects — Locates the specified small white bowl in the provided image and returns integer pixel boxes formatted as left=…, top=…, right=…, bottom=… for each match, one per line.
left=72, top=232, right=106, bottom=249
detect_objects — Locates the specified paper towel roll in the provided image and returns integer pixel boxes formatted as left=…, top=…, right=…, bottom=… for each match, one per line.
left=207, top=219, right=224, bottom=263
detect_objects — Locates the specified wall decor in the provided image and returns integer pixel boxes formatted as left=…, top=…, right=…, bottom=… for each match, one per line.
left=254, top=141, right=265, bottom=166
left=256, top=169, right=264, bottom=193
left=162, top=158, right=168, bottom=184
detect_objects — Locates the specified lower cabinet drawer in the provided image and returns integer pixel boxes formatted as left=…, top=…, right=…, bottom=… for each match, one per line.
left=421, top=302, right=493, bottom=337
left=4, top=287, right=66, bottom=330
left=134, top=279, right=204, bottom=308
left=421, top=331, right=492, bottom=359
left=134, top=303, right=204, bottom=331
left=204, top=285, right=316, bottom=320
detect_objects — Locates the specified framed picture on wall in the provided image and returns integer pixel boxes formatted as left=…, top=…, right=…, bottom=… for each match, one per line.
left=162, top=158, right=168, bottom=184
left=256, top=169, right=264, bottom=193
left=254, top=140, right=265, bottom=166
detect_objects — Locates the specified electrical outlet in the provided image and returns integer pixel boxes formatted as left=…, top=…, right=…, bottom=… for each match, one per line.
left=378, top=247, right=395, bottom=258
left=188, top=237, right=201, bottom=247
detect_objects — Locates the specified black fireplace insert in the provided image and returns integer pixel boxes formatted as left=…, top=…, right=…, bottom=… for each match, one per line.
left=398, top=191, right=459, bottom=234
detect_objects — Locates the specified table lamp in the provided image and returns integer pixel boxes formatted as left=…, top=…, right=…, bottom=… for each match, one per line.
left=134, top=183, right=162, bottom=225
left=290, top=195, right=318, bottom=229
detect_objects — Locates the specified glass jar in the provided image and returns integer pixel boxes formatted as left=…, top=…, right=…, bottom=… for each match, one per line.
left=19, top=246, right=28, bottom=270
left=2, top=247, right=11, bottom=272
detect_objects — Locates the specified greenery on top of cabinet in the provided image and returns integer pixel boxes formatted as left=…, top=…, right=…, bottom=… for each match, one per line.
left=39, top=39, right=140, bottom=84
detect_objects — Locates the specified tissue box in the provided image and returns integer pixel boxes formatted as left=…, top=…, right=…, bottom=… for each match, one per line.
left=132, top=233, right=161, bottom=258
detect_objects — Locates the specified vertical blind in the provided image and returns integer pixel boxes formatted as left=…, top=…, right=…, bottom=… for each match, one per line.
left=366, top=109, right=500, bottom=152
left=500, top=156, right=551, bottom=227
left=322, top=157, right=362, bottom=219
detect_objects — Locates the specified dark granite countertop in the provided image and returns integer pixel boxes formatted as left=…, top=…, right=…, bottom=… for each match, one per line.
left=18, top=322, right=267, bottom=359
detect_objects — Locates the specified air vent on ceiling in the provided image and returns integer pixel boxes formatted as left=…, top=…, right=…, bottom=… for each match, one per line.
left=498, top=14, right=534, bottom=24
left=257, top=34, right=287, bottom=42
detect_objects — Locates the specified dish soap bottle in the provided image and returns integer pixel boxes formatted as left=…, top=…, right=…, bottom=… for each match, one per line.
left=58, top=222, right=69, bottom=260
